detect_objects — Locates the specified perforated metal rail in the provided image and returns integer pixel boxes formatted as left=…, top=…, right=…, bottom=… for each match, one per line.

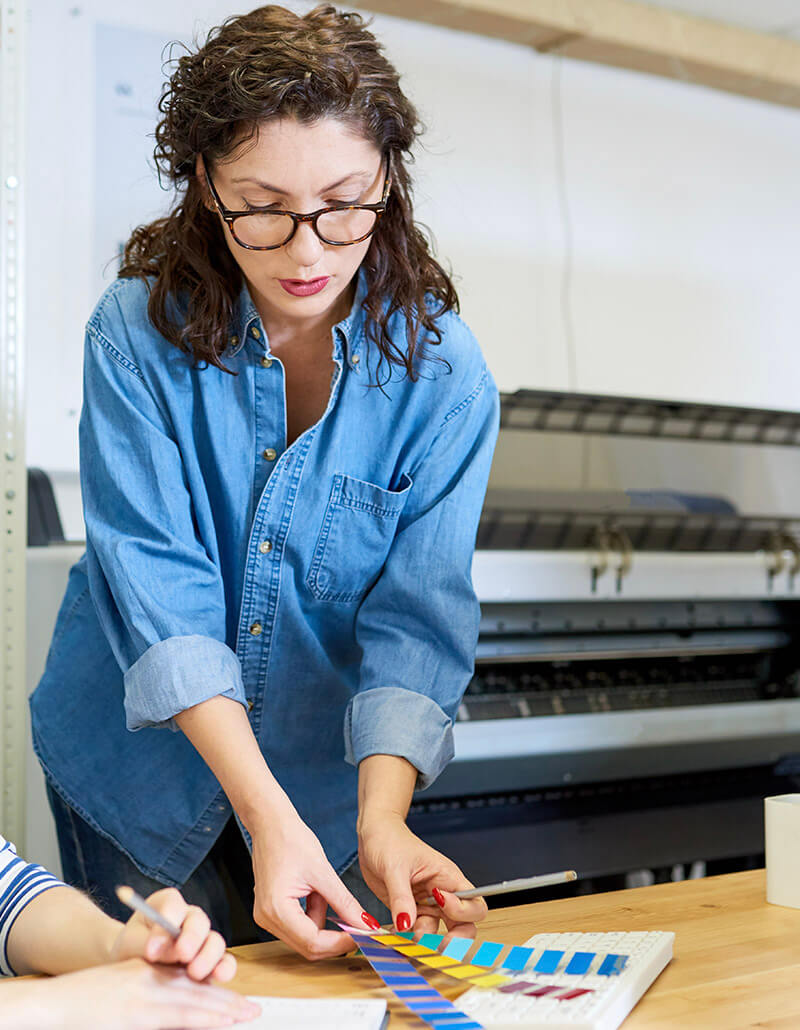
left=1, top=0, right=27, bottom=845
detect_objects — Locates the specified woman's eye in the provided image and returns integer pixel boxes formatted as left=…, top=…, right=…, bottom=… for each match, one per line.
left=243, top=200, right=281, bottom=212
left=241, top=198, right=361, bottom=211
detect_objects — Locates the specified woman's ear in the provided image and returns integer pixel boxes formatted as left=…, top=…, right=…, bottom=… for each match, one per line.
left=196, top=155, right=215, bottom=212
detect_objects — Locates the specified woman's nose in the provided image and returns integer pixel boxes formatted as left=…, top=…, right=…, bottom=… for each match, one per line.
left=284, top=220, right=325, bottom=267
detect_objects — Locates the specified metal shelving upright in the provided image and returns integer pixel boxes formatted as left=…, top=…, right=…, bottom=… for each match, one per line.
left=1, top=0, right=27, bottom=846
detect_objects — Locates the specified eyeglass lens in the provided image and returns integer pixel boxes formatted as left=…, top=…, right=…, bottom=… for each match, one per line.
left=233, top=208, right=379, bottom=248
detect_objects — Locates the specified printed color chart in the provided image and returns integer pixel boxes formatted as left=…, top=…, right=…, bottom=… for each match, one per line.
left=341, top=925, right=674, bottom=1029
left=347, top=929, right=484, bottom=1028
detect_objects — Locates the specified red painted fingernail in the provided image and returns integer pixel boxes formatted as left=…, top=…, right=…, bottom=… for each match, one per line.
left=362, top=912, right=381, bottom=930
left=432, top=887, right=446, bottom=908
left=396, top=912, right=411, bottom=931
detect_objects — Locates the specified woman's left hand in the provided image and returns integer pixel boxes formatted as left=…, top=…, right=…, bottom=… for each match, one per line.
left=111, top=888, right=236, bottom=983
left=358, top=816, right=488, bottom=937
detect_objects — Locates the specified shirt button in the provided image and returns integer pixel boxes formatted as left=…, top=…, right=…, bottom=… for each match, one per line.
left=260, top=356, right=273, bottom=368
left=259, top=540, right=273, bottom=554
left=352, top=354, right=360, bottom=365
left=262, top=447, right=277, bottom=461
left=249, top=621, right=263, bottom=636
left=251, top=326, right=261, bottom=339
left=247, top=699, right=254, bottom=712
left=229, top=335, right=239, bottom=348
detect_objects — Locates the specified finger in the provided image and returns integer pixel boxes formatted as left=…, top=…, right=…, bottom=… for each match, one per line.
left=210, top=951, right=237, bottom=983
left=141, top=888, right=190, bottom=963
left=265, top=898, right=355, bottom=961
left=144, top=1007, right=237, bottom=1029
left=411, top=911, right=441, bottom=937
left=185, top=930, right=229, bottom=983
left=151, top=967, right=262, bottom=1018
left=144, top=887, right=188, bottom=930
left=382, top=863, right=417, bottom=934
left=317, top=865, right=380, bottom=934
left=305, top=891, right=328, bottom=931
left=442, top=922, right=479, bottom=944
left=148, top=996, right=260, bottom=1029
left=144, top=926, right=173, bottom=963
left=144, top=970, right=261, bottom=1025
left=431, top=888, right=488, bottom=925
left=170, top=906, right=213, bottom=966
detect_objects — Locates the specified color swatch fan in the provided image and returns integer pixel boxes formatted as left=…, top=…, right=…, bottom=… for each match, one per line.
left=342, top=924, right=673, bottom=1029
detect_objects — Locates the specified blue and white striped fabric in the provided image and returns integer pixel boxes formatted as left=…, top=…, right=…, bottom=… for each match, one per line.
left=0, top=834, right=62, bottom=975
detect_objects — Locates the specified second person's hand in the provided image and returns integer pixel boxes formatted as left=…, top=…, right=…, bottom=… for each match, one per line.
left=112, top=886, right=237, bottom=983
left=2, top=959, right=260, bottom=1030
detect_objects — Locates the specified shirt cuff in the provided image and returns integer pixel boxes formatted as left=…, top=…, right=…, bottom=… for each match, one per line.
left=123, top=635, right=247, bottom=731
left=343, top=686, right=454, bottom=790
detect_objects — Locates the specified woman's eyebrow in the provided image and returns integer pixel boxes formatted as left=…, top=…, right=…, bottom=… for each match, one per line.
left=229, top=171, right=373, bottom=194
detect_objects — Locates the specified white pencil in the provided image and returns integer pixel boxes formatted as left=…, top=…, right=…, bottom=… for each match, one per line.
left=115, top=884, right=182, bottom=938
left=423, top=869, right=577, bottom=905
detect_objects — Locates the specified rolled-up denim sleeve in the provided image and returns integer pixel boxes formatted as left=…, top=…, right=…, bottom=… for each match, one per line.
left=80, top=320, right=246, bottom=731
left=344, top=363, right=499, bottom=788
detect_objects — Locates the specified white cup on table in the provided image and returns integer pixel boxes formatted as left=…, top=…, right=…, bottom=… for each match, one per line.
left=765, top=794, right=800, bottom=909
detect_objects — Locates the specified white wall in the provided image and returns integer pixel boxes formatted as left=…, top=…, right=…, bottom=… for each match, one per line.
left=18, top=0, right=800, bottom=868
left=26, top=0, right=800, bottom=486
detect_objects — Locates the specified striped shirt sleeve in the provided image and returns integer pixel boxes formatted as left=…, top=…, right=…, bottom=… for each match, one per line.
left=0, top=834, right=63, bottom=976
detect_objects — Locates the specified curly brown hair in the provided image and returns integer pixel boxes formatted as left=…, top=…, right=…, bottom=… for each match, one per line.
left=119, top=3, right=458, bottom=380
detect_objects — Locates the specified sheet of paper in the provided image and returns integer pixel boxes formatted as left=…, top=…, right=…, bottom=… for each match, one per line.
left=241, top=995, right=387, bottom=1029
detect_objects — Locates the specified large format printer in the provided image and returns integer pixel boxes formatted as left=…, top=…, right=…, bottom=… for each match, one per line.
left=408, top=390, right=800, bottom=893
left=25, top=393, right=800, bottom=890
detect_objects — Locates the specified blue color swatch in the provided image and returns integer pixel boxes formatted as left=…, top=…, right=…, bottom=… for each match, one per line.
left=471, top=942, right=504, bottom=967
left=534, top=950, right=565, bottom=974
left=598, top=953, right=628, bottom=976
left=565, top=951, right=596, bottom=975
left=442, top=936, right=474, bottom=961
left=501, top=946, right=534, bottom=971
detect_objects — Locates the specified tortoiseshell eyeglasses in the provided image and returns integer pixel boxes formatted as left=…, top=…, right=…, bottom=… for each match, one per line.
left=203, top=159, right=392, bottom=251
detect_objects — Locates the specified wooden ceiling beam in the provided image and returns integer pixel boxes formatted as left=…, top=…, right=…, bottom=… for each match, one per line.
left=354, top=0, right=800, bottom=110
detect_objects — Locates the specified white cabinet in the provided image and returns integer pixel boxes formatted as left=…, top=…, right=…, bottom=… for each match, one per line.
left=25, top=544, right=84, bottom=873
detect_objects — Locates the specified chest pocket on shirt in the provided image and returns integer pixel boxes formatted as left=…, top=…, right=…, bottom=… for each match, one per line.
left=307, top=471, right=413, bottom=603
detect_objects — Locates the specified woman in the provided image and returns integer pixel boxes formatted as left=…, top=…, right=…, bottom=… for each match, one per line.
left=0, top=834, right=258, bottom=1028
left=31, top=4, right=498, bottom=959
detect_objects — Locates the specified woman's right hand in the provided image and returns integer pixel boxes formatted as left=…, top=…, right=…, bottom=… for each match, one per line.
left=251, top=815, right=380, bottom=959
left=3, top=958, right=260, bottom=1030
left=173, top=696, right=380, bottom=958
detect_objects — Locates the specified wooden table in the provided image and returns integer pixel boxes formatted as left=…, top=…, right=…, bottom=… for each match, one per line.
left=230, top=870, right=800, bottom=1028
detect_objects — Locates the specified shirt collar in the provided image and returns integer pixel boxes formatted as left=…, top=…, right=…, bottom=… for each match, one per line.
left=227, top=269, right=369, bottom=369
left=228, top=289, right=260, bottom=358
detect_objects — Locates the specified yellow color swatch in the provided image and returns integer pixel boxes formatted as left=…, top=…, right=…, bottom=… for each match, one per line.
left=445, top=964, right=486, bottom=980
left=396, top=944, right=437, bottom=958
left=419, top=954, right=460, bottom=969
left=374, top=935, right=411, bottom=947
left=470, top=973, right=510, bottom=988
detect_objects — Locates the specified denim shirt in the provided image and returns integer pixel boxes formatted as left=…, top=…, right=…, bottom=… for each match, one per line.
left=30, top=272, right=499, bottom=886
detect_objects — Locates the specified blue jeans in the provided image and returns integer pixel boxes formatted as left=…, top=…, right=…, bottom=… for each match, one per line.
left=46, top=783, right=390, bottom=945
